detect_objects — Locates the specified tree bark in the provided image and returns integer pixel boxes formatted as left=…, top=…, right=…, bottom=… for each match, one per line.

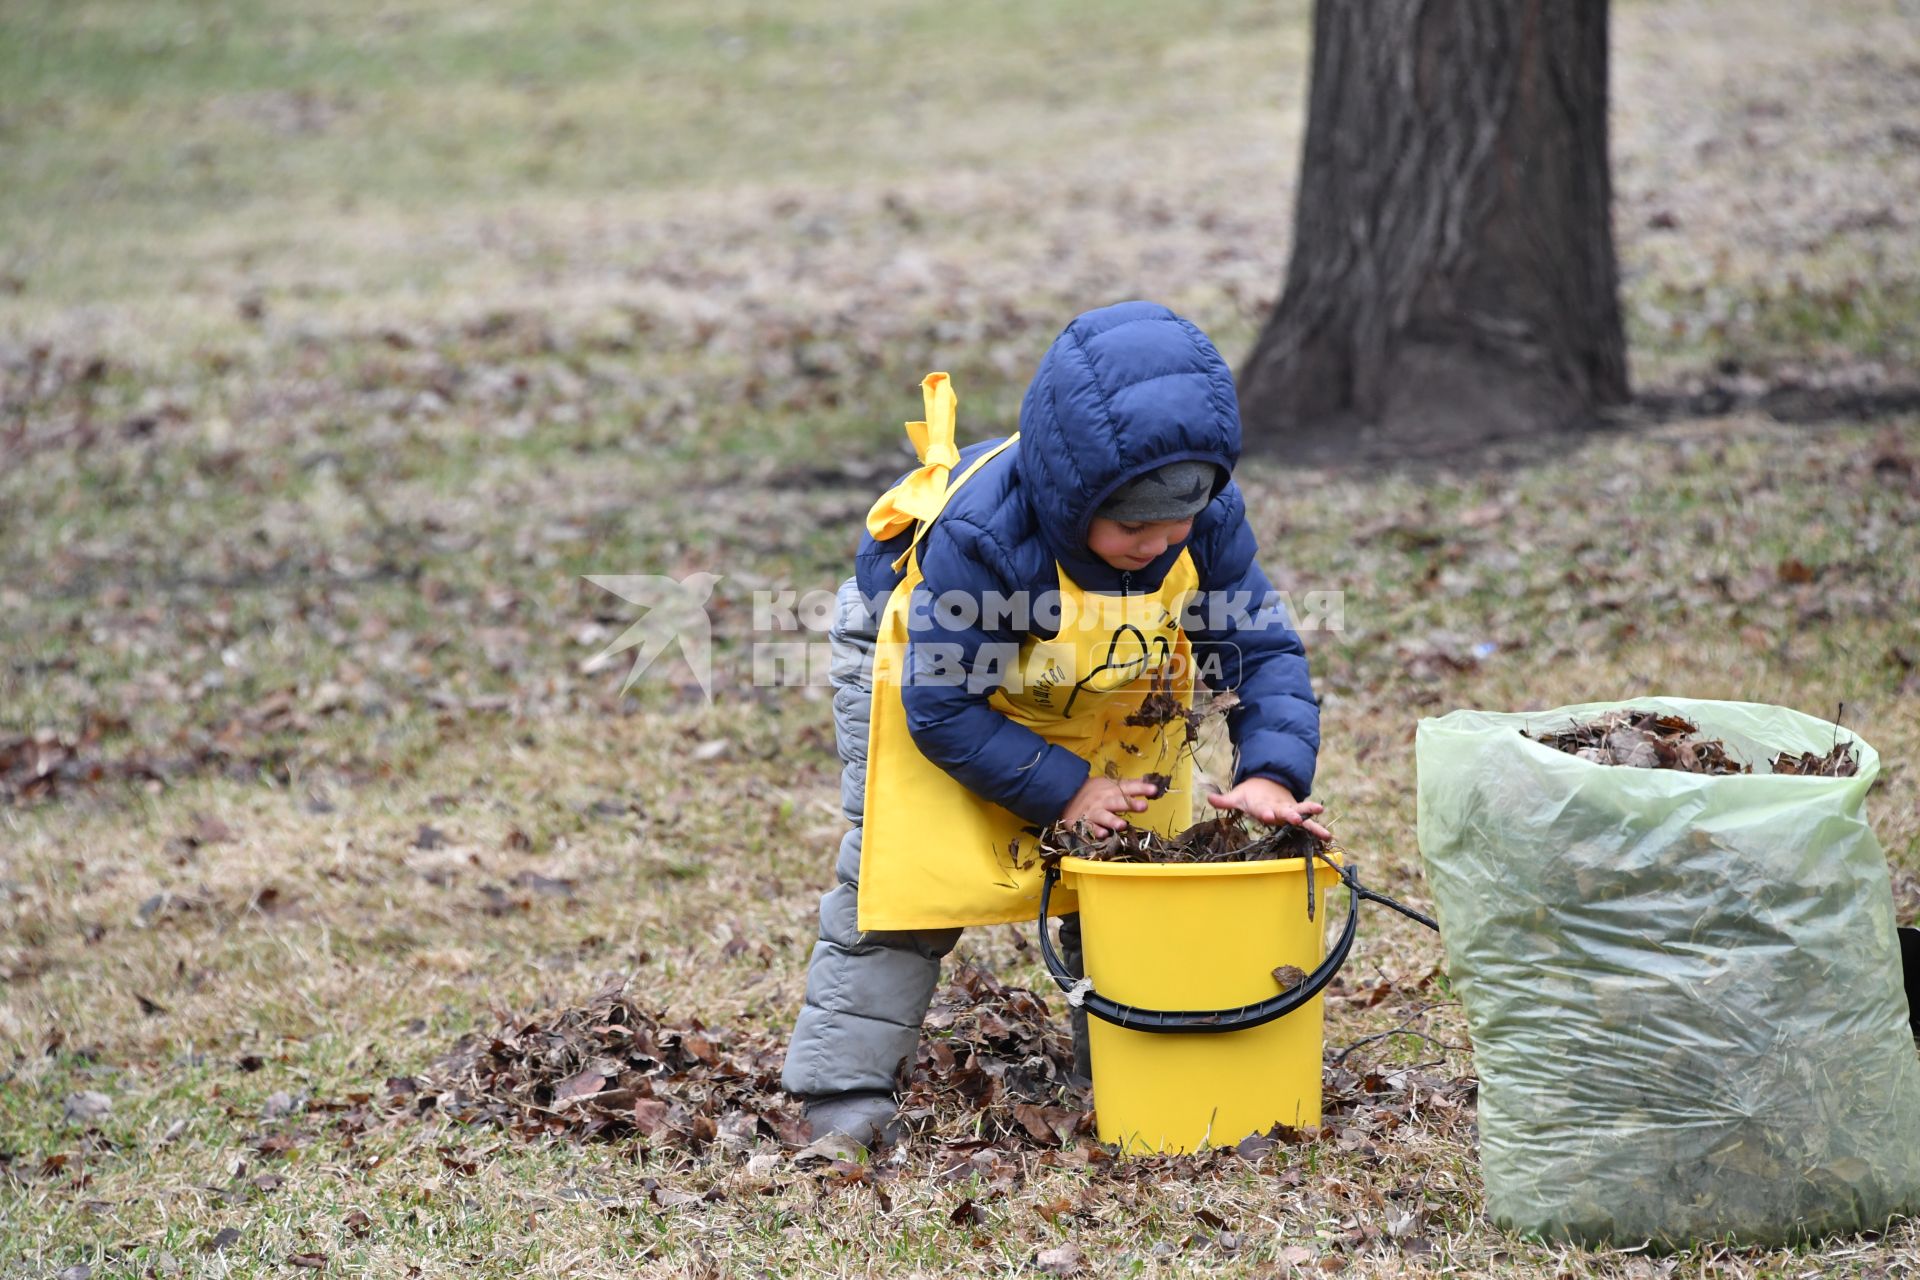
left=1239, top=0, right=1629, bottom=455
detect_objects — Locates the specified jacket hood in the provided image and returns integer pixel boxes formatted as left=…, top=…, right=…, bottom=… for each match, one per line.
left=1015, top=301, right=1242, bottom=585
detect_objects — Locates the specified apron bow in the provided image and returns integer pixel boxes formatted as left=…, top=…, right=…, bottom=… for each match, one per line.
left=866, top=373, right=963, bottom=543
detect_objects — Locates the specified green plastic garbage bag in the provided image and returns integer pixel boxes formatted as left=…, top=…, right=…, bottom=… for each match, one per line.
left=1417, top=697, right=1920, bottom=1247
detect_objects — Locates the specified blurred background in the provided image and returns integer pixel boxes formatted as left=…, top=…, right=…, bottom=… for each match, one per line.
left=5, top=0, right=1916, bottom=762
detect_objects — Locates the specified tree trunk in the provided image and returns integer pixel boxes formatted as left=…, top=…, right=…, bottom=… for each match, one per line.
left=1239, top=0, right=1629, bottom=456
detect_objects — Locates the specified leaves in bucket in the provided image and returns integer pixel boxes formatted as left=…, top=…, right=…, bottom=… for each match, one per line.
left=1054, top=677, right=1336, bottom=864
left=1040, top=810, right=1336, bottom=866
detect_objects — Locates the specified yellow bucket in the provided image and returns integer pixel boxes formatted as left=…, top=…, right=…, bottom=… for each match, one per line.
left=1049, top=855, right=1346, bottom=1154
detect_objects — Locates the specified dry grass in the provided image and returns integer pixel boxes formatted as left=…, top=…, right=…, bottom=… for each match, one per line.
left=6, top=0, right=1920, bottom=1275
left=8, top=414, right=1920, bottom=1277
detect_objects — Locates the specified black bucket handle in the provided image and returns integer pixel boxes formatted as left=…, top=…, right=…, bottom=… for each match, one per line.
left=1036, top=851, right=1436, bottom=1036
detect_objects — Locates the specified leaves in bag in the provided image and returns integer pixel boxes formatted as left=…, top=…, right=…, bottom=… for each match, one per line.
left=1524, top=708, right=1857, bottom=777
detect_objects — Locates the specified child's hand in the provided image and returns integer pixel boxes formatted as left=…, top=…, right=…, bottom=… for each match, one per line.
left=1207, top=778, right=1333, bottom=840
left=1061, top=777, right=1162, bottom=836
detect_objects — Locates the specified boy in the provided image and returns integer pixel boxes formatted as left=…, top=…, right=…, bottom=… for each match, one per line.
left=782, top=301, right=1326, bottom=1146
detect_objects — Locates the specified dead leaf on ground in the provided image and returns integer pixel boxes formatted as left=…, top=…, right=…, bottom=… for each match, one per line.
left=1036, top=1242, right=1086, bottom=1276
left=792, top=1133, right=865, bottom=1165
left=63, top=1091, right=112, bottom=1123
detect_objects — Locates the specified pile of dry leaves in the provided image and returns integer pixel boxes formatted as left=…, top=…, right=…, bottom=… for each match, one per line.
left=1769, top=742, right=1862, bottom=777
left=1524, top=708, right=1858, bottom=777
left=0, top=721, right=162, bottom=805
left=410, top=978, right=805, bottom=1149
left=1, top=708, right=301, bottom=807
left=897, top=964, right=1089, bottom=1146
left=375, top=954, right=1475, bottom=1178
left=398, top=963, right=1090, bottom=1155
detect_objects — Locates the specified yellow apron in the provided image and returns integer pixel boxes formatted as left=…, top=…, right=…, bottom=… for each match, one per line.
left=857, top=374, right=1199, bottom=932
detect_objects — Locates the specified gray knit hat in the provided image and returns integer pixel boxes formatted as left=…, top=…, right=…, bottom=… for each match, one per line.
left=1096, top=460, right=1218, bottom=522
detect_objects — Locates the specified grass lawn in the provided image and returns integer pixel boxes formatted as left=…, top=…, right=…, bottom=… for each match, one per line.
left=5, top=0, right=1920, bottom=1275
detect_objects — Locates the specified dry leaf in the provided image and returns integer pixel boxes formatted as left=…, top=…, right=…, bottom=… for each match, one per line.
left=1035, top=1243, right=1086, bottom=1276
left=62, top=1091, right=112, bottom=1123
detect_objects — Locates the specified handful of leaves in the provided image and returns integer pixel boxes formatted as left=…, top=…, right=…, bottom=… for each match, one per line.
left=1044, top=685, right=1338, bottom=866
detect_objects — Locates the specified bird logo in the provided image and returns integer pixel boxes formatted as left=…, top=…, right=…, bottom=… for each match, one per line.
left=581, top=572, right=723, bottom=701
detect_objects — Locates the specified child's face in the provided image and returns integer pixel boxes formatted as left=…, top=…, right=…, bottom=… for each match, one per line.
left=1086, top=516, right=1194, bottom=571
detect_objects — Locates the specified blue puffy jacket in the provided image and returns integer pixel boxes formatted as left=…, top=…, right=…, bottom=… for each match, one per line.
left=855, top=301, right=1320, bottom=826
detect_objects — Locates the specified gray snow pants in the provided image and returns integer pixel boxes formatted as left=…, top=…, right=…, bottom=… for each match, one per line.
left=781, top=577, right=1083, bottom=1099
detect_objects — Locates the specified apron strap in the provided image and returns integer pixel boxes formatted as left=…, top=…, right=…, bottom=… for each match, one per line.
left=893, top=435, right=1018, bottom=573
